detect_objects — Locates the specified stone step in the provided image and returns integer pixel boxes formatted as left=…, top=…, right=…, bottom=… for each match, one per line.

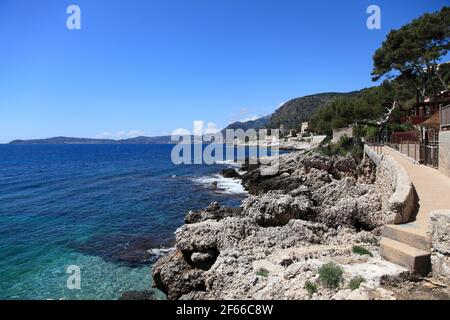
left=382, top=224, right=431, bottom=251
left=380, top=237, right=431, bottom=276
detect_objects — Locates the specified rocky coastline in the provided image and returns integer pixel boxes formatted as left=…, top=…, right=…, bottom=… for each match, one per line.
left=151, top=149, right=448, bottom=300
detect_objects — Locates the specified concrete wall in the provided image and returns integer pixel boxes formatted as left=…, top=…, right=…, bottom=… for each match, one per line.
left=364, top=145, right=418, bottom=225
left=311, top=135, right=327, bottom=145
left=439, top=131, right=450, bottom=178
left=332, top=126, right=353, bottom=143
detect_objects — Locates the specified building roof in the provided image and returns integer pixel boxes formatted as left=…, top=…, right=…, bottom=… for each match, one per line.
left=420, top=112, right=440, bottom=128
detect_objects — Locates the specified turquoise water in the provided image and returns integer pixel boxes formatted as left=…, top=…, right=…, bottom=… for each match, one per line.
left=0, top=144, right=247, bottom=299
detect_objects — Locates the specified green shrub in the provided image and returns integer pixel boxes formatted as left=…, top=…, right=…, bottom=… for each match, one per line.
left=349, top=276, right=366, bottom=290
left=360, top=236, right=378, bottom=245
left=256, top=268, right=269, bottom=278
left=352, top=246, right=373, bottom=257
left=318, top=136, right=364, bottom=161
left=304, top=281, right=318, bottom=296
left=365, top=126, right=380, bottom=139
left=351, top=145, right=363, bottom=160
left=318, top=262, right=344, bottom=289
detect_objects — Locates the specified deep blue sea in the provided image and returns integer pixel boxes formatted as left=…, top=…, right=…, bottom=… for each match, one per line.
left=0, top=144, right=251, bottom=300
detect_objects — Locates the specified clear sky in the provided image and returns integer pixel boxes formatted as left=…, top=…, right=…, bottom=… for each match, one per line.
left=0, top=0, right=448, bottom=142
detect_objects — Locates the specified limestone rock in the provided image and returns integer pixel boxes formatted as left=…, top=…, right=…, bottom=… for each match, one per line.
left=152, top=150, right=401, bottom=300
left=241, top=191, right=314, bottom=227
left=152, top=250, right=206, bottom=300
left=429, top=211, right=450, bottom=283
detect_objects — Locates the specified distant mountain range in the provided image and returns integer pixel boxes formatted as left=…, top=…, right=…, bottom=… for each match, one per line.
left=222, top=115, right=272, bottom=133
left=9, top=91, right=363, bottom=144
left=9, top=136, right=175, bottom=145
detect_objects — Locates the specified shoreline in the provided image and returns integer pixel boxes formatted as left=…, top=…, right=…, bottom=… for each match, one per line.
left=150, top=148, right=409, bottom=300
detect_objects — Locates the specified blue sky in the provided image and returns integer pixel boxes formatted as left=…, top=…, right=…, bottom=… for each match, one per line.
left=0, top=0, right=448, bottom=142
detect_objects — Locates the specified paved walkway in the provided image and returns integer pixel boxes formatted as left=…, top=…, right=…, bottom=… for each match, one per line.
left=383, top=147, right=450, bottom=230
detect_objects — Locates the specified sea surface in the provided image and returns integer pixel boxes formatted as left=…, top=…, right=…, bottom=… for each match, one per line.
left=0, top=144, right=259, bottom=300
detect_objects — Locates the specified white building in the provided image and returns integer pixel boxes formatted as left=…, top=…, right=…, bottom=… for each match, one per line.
left=301, top=122, right=309, bottom=135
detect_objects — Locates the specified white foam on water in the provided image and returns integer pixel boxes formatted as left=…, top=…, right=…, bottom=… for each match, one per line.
left=193, top=174, right=247, bottom=194
left=214, top=160, right=241, bottom=168
left=237, top=170, right=246, bottom=176
left=147, top=247, right=175, bottom=259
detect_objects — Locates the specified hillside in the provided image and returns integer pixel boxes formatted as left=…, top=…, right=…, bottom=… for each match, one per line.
left=221, top=92, right=360, bottom=133
left=222, top=115, right=271, bottom=133
left=268, top=92, right=358, bottom=130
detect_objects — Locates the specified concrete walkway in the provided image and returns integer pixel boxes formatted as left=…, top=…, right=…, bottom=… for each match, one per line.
left=382, top=147, right=450, bottom=230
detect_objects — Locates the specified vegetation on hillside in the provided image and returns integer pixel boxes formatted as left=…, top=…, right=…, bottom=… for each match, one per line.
left=318, top=136, right=364, bottom=161
left=372, top=6, right=449, bottom=100
left=309, top=7, right=449, bottom=137
left=221, top=7, right=449, bottom=142
left=268, top=92, right=356, bottom=130
left=309, top=82, right=403, bottom=135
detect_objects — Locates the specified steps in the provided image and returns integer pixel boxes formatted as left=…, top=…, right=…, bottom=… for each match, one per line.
left=380, top=226, right=431, bottom=276
left=382, top=224, right=431, bottom=251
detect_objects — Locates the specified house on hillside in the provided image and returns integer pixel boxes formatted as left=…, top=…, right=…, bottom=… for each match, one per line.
left=401, top=91, right=450, bottom=126
left=301, top=122, right=309, bottom=136
left=389, top=90, right=450, bottom=171
left=439, top=101, right=450, bottom=177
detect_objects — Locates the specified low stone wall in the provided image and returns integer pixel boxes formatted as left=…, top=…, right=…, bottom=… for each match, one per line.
left=428, top=210, right=450, bottom=284
left=364, top=145, right=417, bottom=224
left=439, top=131, right=450, bottom=178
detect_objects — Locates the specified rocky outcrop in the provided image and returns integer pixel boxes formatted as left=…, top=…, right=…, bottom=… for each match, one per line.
left=153, top=150, right=403, bottom=300
left=220, top=168, right=240, bottom=178
left=331, top=282, right=396, bottom=300
left=185, top=202, right=242, bottom=224
left=242, top=191, right=314, bottom=227
left=429, top=210, right=450, bottom=284
left=119, top=290, right=158, bottom=300
left=312, top=177, right=384, bottom=230
left=153, top=250, right=208, bottom=299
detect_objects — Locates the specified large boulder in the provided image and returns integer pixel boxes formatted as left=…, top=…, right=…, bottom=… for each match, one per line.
left=176, top=221, right=222, bottom=253
left=303, top=154, right=332, bottom=172
left=312, top=177, right=384, bottom=230
left=429, top=210, right=450, bottom=284
left=185, top=202, right=241, bottom=224
left=152, top=250, right=206, bottom=300
left=220, top=168, right=240, bottom=178
left=242, top=191, right=314, bottom=227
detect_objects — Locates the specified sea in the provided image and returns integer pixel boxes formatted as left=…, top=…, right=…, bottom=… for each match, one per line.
left=0, top=144, right=268, bottom=300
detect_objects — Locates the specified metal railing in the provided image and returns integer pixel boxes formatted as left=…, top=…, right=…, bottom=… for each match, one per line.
left=387, top=141, right=421, bottom=163
left=424, top=143, right=439, bottom=168
left=387, top=132, right=422, bottom=163
left=441, top=104, right=450, bottom=129
left=365, top=130, right=440, bottom=169
left=366, top=142, right=384, bottom=155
